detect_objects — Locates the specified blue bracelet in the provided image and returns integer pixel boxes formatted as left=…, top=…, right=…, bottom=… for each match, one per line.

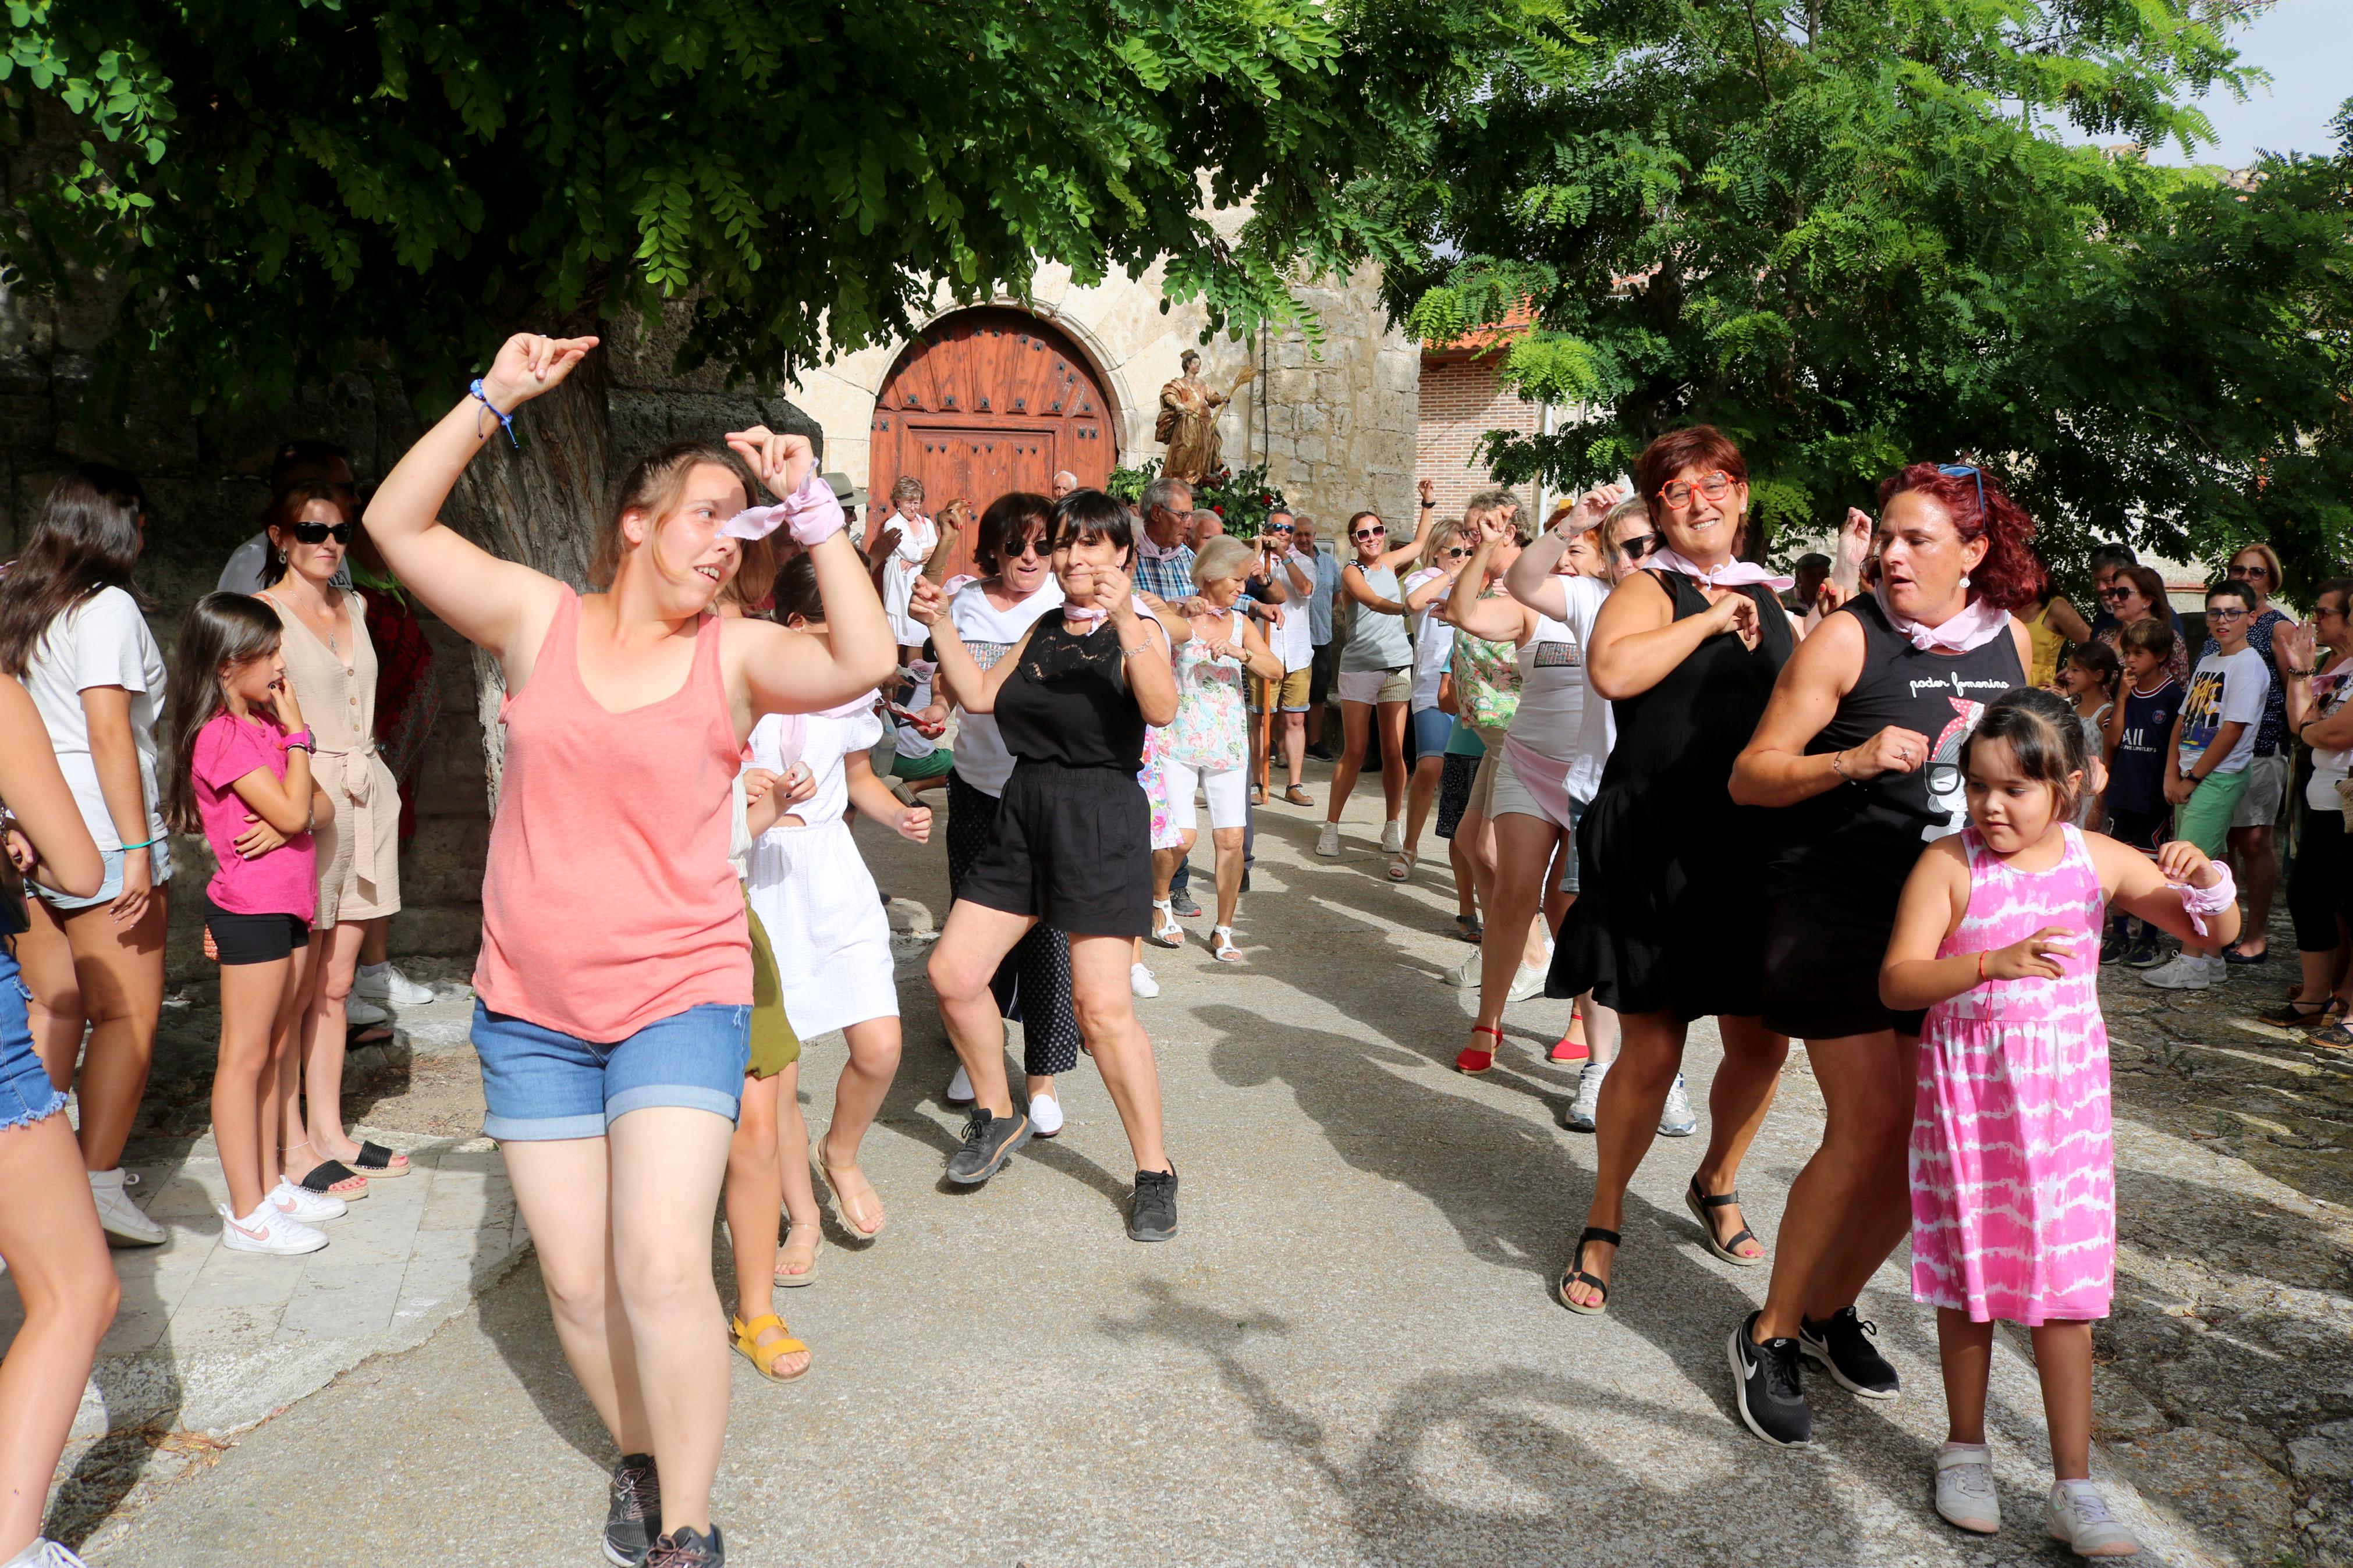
left=118, top=836, right=161, bottom=851
left=469, top=379, right=519, bottom=447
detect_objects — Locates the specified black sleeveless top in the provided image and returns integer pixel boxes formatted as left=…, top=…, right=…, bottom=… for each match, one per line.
left=1549, top=570, right=1794, bottom=1021
left=1766, top=592, right=2024, bottom=903
left=995, top=615, right=1147, bottom=774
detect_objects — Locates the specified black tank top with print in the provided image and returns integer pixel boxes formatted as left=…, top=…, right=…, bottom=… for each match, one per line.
left=1765, top=592, right=2023, bottom=901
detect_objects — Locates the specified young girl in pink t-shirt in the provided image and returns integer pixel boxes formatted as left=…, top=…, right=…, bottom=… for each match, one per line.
left=166, top=593, right=340, bottom=1257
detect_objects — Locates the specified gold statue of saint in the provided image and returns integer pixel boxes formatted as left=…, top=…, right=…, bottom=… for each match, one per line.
left=1155, top=350, right=1257, bottom=484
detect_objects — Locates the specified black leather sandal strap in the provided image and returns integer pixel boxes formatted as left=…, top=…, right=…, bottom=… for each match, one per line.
left=356, top=1140, right=396, bottom=1167
left=1722, top=1228, right=1758, bottom=1254
left=300, top=1160, right=358, bottom=1193
left=1579, top=1225, right=1621, bottom=1247
left=1692, top=1181, right=1741, bottom=1208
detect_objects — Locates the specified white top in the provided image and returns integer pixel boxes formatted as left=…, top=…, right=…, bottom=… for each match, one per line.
left=947, top=576, right=1067, bottom=795
left=1509, top=577, right=1610, bottom=774
left=895, top=663, right=939, bottom=759
left=23, top=586, right=169, bottom=853
left=2180, top=646, right=2270, bottom=776
left=1404, top=567, right=1454, bottom=713
left=748, top=707, right=883, bottom=831
left=2307, top=661, right=2352, bottom=810
left=1270, top=562, right=1315, bottom=672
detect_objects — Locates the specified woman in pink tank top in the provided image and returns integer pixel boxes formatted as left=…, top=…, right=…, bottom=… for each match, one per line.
left=363, top=333, right=896, bottom=1568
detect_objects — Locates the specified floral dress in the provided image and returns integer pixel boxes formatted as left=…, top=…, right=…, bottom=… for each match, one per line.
left=1166, top=611, right=1248, bottom=771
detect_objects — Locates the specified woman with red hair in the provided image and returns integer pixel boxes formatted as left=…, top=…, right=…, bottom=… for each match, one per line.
left=1546, top=425, right=1795, bottom=1326
left=1725, top=461, right=2036, bottom=1447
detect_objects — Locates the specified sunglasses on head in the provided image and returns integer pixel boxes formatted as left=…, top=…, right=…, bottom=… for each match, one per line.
left=1936, top=462, right=1988, bottom=520
left=1614, top=532, right=1661, bottom=560
left=289, top=522, right=354, bottom=545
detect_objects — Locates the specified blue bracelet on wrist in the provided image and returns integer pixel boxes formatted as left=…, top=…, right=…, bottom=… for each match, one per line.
left=470, top=379, right=519, bottom=448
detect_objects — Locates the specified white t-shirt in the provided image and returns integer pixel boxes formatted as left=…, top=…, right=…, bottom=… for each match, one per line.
left=748, top=707, right=882, bottom=831
left=2306, top=662, right=2352, bottom=810
left=23, top=586, right=169, bottom=853
left=1404, top=568, right=1454, bottom=712
left=947, top=577, right=1066, bottom=795
left=2179, top=646, right=2269, bottom=776
left=1510, top=577, right=1611, bottom=780
left=1273, top=560, right=1315, bottom=672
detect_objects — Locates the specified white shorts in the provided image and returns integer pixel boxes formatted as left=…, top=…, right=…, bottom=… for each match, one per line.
left=1162, top=756, right=1249, bottom=834
left=1335, top=666, right=1411, bottom=705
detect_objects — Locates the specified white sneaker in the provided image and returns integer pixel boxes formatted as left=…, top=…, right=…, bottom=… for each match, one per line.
left=1658, top=1072, right=1698, bottom=1136
left=2046, top=1480, right=2140, bottom=1556
left=1380, top=819, right=1403, bottom=855
left=1935, top=1443, right=2000, bottom=1534
left=353, top=962, right=436, bottom=1007
left=2139, top=954, right=2214, bottom=991
left=271, top=1175, right=347, bottom=1223
left=1507, top=959, right=1547, bottom=1002
left=1566, top=1061, right=1608, bottom=1132
left=3, top=1538, right=93, bottom=1567
left=1444, top=950, right=1481, bottom=988
left=1315, top=822, right=1341, bottom=858
left=945, top=1064, right=974, bottom=1105
left=1030, top=1092, right=1064, bottom=1139
left=88, top=1168, right=166, bottom=1246
left=344, top=995, right=391, bottom=1027
left=1130, top=962, right=1160, bottom=999
left=218, top=1201, right=326, bottom=1256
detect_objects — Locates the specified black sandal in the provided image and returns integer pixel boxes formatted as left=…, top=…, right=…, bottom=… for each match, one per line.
left=1686, top=1176, right=1763, bottom=1268
left=1557, top=1226, right=1619, bottom=1315
left=299, top=1160, right=365, bottom=1197
left=349, top=1140, right=411, bottom=1179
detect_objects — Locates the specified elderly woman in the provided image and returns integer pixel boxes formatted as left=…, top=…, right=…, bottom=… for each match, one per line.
left=1149, top=536, right=1284, bottom=959
left=1728, top=463, right=2039, bottom=1446
left=1547, top=426, right=1793, bottom=1334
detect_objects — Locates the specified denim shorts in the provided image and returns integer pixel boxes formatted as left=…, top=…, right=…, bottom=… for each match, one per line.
left=0, top=950, right=65, bottom=1132
left=36, top=840, right=175, bottom=913
left=471, top=1000, right=750, bottom=1141
left=1560, top=794, right=1589, bottom=895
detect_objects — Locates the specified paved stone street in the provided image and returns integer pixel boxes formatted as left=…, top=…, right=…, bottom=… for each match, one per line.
left=31, top=766, right=2352, bottom=1567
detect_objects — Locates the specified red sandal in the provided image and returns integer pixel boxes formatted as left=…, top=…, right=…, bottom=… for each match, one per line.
left=1456, top=1023, right=1503, bottom=1075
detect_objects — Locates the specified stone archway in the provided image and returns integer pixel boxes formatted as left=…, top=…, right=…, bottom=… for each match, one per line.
left=868, top=306, right=1120, bottom=578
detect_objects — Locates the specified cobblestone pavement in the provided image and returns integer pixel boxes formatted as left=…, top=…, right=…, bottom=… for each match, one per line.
left=29, top=769, right=2352, bottom=1567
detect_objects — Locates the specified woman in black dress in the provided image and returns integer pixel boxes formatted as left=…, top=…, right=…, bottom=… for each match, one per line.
left=1550, top=426, right=1795, bottom=1318
left=910, top=490, right=1184, bottom=1242
left=1725, top=463, right=2036, bottom=1446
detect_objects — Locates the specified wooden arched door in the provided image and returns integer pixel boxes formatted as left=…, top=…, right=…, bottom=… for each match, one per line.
left=868, top=307, right=1118, bottom=579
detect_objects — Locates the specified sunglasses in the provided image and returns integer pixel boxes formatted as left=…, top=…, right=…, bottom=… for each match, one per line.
left=1614, top=532, right=1661, bottom=560
left=1005, top=535, right=1048, bottom=560
left=2098, top=586, right=2136, bottom=601
left=289, top=522, right=354, bottom=545
left=1352, top=526, right=1386, bottom=541
left=1656, top=472, right=1733, bottom=511
left=1440, top=546, right=1470, bottom=559
left=2226, top=564, right=2270, bottom=581
left=1936, top=462, right=1988, bottom=520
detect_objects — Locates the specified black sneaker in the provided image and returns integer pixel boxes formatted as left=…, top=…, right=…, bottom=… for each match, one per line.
left=1169, top=887, right=1204, bottom=919
left=1799, top=1306, right=1900, bottom=1400
left=646, top=1524, right=725, bottom=1567
left=2099, top=929, right=2126, bottom=965
left=1729, top=1310, right=1812, bottom=1446
left=945, top=1108, right=1031, bottom=1185
left=603, top=1452, right=660, bottom=1567
left=2125, top=933, right=2166, bottom=969
left=1128, top=1166, right=1179, bottom=1242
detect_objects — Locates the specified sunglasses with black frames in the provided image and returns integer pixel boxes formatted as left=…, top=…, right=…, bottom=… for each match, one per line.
left=289, top=521, right=354, bottom=545
left=1614, top=532, right=1661, bottom=560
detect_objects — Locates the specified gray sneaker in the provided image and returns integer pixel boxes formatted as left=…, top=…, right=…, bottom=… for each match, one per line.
left=603, top=1453, right=659, bottom=1566
left=1658, top=1072, right=1698, bottom=1136
left=645, top=1524, right=725, bottom=1567
left=945, top=1108, right=1031, bottom=1186
left=1128, top=1166, right=1179, bottom=1242
left=1563, top=1061, right=1607, bottom=1133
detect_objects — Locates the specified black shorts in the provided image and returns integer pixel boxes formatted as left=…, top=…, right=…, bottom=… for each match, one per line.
left=1759, top=886, right=1923, bottom=1041
left=1307, top=639, right=1340, bottom=707
left=959, top=760, right=1152, bottom=939
left=2109, top=806, right=2170, bottom=857
left=1435, top=751, right=1479, bottom=840
left=203, top=893, right=311, bottom=966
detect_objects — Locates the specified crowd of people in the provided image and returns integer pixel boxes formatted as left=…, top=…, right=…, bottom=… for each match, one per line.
left=0, top=330, right=2344, bottom=1567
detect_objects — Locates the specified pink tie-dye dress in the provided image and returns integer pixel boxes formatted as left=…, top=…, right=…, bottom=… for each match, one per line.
left=1910, top=824, right=2114, bottom=1325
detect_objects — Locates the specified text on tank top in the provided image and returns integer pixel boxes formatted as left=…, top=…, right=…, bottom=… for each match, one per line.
left=1768, top=592, right=2022, bottom=893
left=996, top=615, right=1149, bottom=773
left=475, top=588, right=750, bottom=1040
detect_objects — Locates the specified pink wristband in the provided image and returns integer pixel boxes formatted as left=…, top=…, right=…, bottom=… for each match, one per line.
left=719, top=471, right=846, bottom=548
left=2172, top=860, right=2238, bottom=937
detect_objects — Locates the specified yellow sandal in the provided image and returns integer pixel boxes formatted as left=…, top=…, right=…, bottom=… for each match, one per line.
left=729, top=1313, right=811, bottom=1382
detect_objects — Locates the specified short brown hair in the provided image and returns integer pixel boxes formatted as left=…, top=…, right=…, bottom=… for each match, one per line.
left=2118, top=615, right=2174, bottom=662
left=591, top=442, right=756, bottom=590
left=1635, top=426, right=1747, bottom=524
left=890, top=475, right=925, bottom=507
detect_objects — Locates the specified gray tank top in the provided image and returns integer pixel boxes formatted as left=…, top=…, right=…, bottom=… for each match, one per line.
left=1340, top=563, right=1412, bottom=672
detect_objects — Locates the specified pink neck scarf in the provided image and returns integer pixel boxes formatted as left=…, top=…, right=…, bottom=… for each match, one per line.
left=1137, top=532, right=1187, bottom=563
left=1648, top=545, right=1794, bottom=593
left=1874, top=582, right=2011, bottom=653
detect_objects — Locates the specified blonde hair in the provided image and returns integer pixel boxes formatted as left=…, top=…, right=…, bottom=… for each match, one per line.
left=592, top=442, right=756, bottom=590
left=1191, top=534, right=1256, bottom=589
left=891, top=475, right=925, bottom=507
left=2228, top=540, right=2285, bottom=598
left=1464, top=487, right=1530, bottom=543
left=1415, top=517, right=1466, bottom=572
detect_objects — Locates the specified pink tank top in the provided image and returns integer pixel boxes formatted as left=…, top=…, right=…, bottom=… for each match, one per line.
left=473, top=589, right=750, bottom=1040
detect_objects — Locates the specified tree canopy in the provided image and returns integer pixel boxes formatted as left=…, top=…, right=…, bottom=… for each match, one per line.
left=2, top=0, right=1538, bottom=414
left=1389, top=0, right=2353, bottom=586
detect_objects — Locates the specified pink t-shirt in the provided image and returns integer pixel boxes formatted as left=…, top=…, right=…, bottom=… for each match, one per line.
left=192, top=710, right=318, bottom=920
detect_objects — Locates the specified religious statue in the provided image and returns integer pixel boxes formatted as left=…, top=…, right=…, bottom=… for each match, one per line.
left=1155, top=350, right=1257, bottom=485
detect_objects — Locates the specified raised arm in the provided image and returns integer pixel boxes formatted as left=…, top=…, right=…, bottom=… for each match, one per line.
left=0, top=674, right=102, bottom=897
left=361, top=333, right=595, bottom=666
left=1505, top=483, right=1623, bottom=623
left=908, top=579, right=1027, bottom=716
left=1447, top=529, right=1535, bottom=645
left=1376, top=500, right=1436, bottom=573
left=230, top=683, right=322, bottom=836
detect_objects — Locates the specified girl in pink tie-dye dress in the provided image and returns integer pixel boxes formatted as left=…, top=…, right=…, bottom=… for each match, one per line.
left=1882, top=687, right=2237, bottom=1554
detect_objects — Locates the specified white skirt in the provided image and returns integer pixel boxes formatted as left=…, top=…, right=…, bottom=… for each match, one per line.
left=745, top=819, right=899, bottom=1038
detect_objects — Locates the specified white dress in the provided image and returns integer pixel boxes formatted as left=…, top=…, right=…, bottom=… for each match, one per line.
left=879, top=511, right=938, bottom=645
left=744, top=706, right=899, bottom=1037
